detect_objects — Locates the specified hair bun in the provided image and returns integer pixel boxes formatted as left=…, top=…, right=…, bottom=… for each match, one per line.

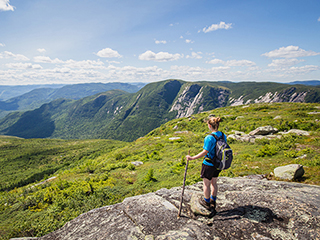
left=215, top=117, right=222, bottom=123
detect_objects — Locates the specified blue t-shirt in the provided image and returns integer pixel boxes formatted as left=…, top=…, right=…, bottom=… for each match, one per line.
left=202, top=131, right=227, bottom=166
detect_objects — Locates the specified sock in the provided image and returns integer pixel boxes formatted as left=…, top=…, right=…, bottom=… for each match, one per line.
left=204, top=197, right=210, bottom=203
left=210, top=195, right=217, bottom=202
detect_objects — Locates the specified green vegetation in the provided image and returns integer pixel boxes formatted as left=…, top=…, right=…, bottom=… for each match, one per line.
left=0, top=102, right=320, bottom=239
left=1, top=80, right=320, bottom=141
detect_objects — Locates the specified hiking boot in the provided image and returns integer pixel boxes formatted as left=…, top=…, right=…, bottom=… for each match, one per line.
left=199, top=197, right=211, bottom=210
left=210, top=200, right=216, bottom=210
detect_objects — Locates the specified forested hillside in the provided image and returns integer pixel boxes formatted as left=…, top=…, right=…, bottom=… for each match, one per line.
left=0, top=102, right=319, bottom=239
left=0, top=80, right=319, bottom=141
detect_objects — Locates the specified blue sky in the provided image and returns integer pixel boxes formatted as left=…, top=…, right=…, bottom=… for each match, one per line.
left=0, top=0, right=319, bottom=85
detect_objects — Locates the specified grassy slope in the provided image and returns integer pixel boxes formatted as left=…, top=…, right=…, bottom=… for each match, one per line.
left=0, top=102, right=320, bottom=239
left=1, top=80, right=320, bottom=142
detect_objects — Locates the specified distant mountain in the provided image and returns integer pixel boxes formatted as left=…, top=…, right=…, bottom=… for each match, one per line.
left=0, top=79, right=319, bottom=141
left=0, top=84, right=65, bottom=101
left=285, top=80, right=320, bottom=86
left=0, top=82, right=142, bottom=118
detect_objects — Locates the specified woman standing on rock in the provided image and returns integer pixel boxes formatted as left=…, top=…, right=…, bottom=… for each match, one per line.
left=186, top=117, right=226, bottom=214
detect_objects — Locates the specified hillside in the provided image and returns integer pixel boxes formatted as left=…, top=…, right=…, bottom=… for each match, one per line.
left=0, top=102, right=319, bottom=239
left=0, top=80, right=320, bottom=141
left=0, top=82, right=142, bottom=119
left=0, top=84, right=65, bottom=101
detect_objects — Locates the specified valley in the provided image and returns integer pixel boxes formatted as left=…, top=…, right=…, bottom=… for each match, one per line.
left=0, top=101, right=319, bottom=239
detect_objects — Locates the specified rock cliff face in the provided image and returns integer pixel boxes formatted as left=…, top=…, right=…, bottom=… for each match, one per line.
left=22, top=177, right=320, bottom=240
left=170, top=84, right=229, bottom=118
left=229, top=87, right=309, bottom=106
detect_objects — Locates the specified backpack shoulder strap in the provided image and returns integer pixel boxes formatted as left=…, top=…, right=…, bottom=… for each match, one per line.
left=210, top=133, right=219, bottom=140
left=210, top=132, right=224, bottom=140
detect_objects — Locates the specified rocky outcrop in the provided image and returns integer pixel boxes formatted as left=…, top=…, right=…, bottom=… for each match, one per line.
left=249, top=126, right=278, bottom=136
left=170, top=84, right=203, bottom=118
left=228, top=127, right=310, bottom=143
left=230, top=88, right=308, bottom=107
left=20, top=177, right=320, bottom=240
left=169, top=84, right=229, bottom=119
left=274, top=164, right=305, bottom=180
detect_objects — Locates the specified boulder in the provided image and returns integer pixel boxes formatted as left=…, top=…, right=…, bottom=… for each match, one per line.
left=169, top=137, right=181, bottom=141
left=22, top=177, right=320, bottom=240
left=284, top=129, right=310, bottom=136
left=131, top=161, right=144, bottom=166
left=274, top=164, right=305, bottom=180
left=249, top=126, right=278, bottom=136
left=174, top=131, right=189, bottom=134
left=190, top=192, right=211, bottom=216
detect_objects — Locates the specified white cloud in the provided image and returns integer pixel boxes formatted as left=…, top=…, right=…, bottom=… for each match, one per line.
left=96, top=48, right=122, bottom=58
left=185, top=39, right=194, bottom=44
left=6, top=62, right=42, bottom=69
left=0, top=0, right=15, bottom=11
left=0, top=43, right=5, bottom=47
left=288, top=65, right=320, bottom=74
left=155, top=40, right=167, bottom=44
left=106, top=60, right=121, bottom=64
left=262, top=45, right=320, bottom=58
left=139, top=50, right=183, bottom=62
left=318, top=17, right=320, bottom=22
left=0, top=51, right=29, bottom=61
left=268, top=58, right=305, bottom=68
left=225, top=60, right=256, bottom=67
left=202, top=21, right=232, bottom=33
left=37, top=48, right=46, bottom=53
left=64, top=59, right=106, bottom=69
left=169, top=23, right=179, bottom=27
left=34, top=56, right=64, bottom=63
left=186, top=52, right=202, bottom=59
left=207, top=59, right=224, bottom=64
left=207, top=59, right=256, bottom=66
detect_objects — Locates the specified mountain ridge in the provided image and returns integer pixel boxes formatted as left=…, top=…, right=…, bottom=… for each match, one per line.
left=0, top=79, right=319, bottom=141
left=0, top=82, right=142, bottom=119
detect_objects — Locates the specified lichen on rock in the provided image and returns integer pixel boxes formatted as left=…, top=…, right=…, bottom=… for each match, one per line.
left=19, top=177, right=320, bottom=240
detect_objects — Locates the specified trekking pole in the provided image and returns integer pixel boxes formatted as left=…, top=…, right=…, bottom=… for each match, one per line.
left=177, top=149, right=190, bottom=218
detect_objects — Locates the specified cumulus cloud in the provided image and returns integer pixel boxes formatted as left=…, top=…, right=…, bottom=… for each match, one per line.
left=37, top=48, right=46, bottom=53
left=185, top=39, right=194, bottom=44
left=0, top=43, right=5, bottom=47
left=268, top=58, right=305, bottom=68
left=64, top=59, right=106, bottom=69
left=139, top=50, right=183, bottom=62
left=288, top=65, right=320, bottom=74
left=0, top=0, right=15, bottom=11
left=0, top=51, right=29, bottom=61
left=155, top=40, right=167, bottom=44
left=186, top=52, right=202, bottom=59
left=207, top=59, right=256, bottom=66
left=225, top=60, right=256, bottom=67
left=202, top=21, right=232, bottom=33
left=6, top=62, right=42, bottom=69
left=96, top=48, right=122, bottom=58
left=34, top=56, right=64, bottom=63
left=206, top=59, right=224, bottom=64
left=262, top=46, right=320, bottom=58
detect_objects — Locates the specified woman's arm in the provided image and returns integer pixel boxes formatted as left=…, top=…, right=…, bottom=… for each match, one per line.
left=186, top=149, right=208, bottom=161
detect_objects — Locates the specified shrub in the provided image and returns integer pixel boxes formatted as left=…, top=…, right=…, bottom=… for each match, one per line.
left=256, top=145, right=278, bottom=157
left=284, top=150, right=298, bottom=158
left=144, top=169, right=157, bottom=182
left=127, top=163, right=136, bottom=171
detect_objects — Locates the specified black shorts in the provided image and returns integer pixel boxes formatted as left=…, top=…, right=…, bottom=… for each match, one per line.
left=200, top=164, right=221, bottom=180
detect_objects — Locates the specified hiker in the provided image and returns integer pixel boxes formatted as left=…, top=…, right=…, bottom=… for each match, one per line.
left=186, top=117, right=226, bottom=212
